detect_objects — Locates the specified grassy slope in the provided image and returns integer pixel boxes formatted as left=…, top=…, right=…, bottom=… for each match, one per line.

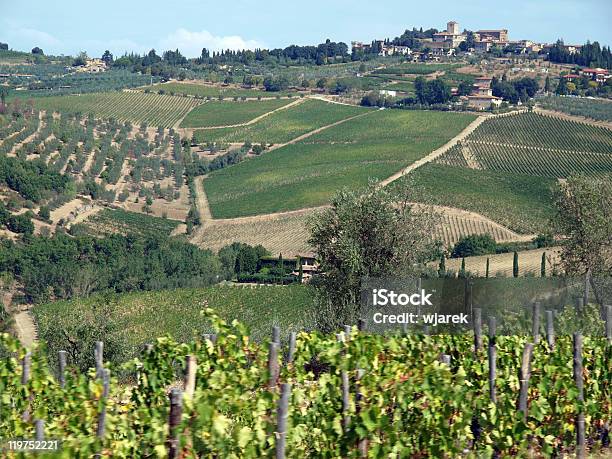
left=205, top=110, right=476, bottom=218
left=180, top=99, right=294, bottom=128
left=82, top=209, right=180, bottom=238
left=33, top=285, right=316, bottom=348
left=403, top=163, right=557, bottom=234
left=193, top=99, right=367, bottom=145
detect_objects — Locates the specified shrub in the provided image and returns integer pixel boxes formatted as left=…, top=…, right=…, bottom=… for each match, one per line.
left=451, top=234, right=496, bottom=258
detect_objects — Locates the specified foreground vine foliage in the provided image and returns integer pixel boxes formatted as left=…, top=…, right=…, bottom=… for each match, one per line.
left=0, top=310, right=610, bottom=458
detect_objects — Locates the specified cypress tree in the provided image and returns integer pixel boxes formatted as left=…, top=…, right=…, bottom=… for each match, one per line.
left=513, top=251, right=519, bottom=278
left=541, top=252, right=546, bottom=277
left=438, top=254, right=446, bottom=277
left=460, top=257, right=466, bottom=278
left=485, top=258, right=490, bottom=278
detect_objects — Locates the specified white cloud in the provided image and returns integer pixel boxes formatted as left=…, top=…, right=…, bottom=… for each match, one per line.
left=14, top=28, right=61, bottom=48
left=158, top=28, right=266, bottom=57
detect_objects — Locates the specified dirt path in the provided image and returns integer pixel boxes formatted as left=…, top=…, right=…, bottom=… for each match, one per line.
left=308, top=95, right=359, bottom=107
left=2, top=291, right=38, bottom=348
left=197, top=98, right=306, bottom=130
left=379, top=115, right=488, bottom=187
left=194, top=175, right=213, bottom=223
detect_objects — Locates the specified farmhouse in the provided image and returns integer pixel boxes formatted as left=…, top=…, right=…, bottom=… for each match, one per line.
left=467, top=94, right=503, bottom=110
left=75, top=58, right=107, bottom=73
left=379, top=45, right=411, bottom=57
left=475, top=29, right=508, bottom=43
left=580, top=68, right=610, bottom=83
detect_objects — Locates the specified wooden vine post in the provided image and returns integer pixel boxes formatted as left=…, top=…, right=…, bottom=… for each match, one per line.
left=167, top=389, right=183, bottom=459
left=96, top=369, right=110, bottom=439
left=275, top=383, right=291, bottom=459
left=473, top=308, right=482, bottom=352
left=287, top=332, right=297, bottom=364
left=605, top=305, right=611, bottom=343
left=58, top=350, right=67, bottom=388
left=546, top=310, right=555, bottom=349
left=21, top=352, right=31, bottom=422
left=573, top=333, right=585, bottom=459
left=517, top=343, right=533, bottom=420
left=356, top=368, right=367, bottom=457
left=532, top=302, right=541, bottom=344
left=268, top=342, right=280, bottom=389
left=488, top=316, right=497, bottom=403
left=35, top=419, right=44, bottom=441
left=184, top=355, right=197, bottom=398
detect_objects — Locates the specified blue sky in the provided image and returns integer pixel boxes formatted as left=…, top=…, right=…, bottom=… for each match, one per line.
left=1, top=0, right=610, bottom=57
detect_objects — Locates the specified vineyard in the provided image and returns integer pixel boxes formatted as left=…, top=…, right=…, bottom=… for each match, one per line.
left=204, top=110, right=475, bottom=218
left=193, top=204, right=528, bottom=257
left=538, top=96, right=612, bottom=122
left=179, top=98, right=295, bottom=128
left=82, top=208, right=181, bottom=238
left=401, top=164, right=557, bottom=234
left=141, top=82, right=301, bottom=99
left=192, top=99, right=367, bottom=145
left=31, top=92, right=202, bottom=128
left=3, top=306, right=611, bottom=457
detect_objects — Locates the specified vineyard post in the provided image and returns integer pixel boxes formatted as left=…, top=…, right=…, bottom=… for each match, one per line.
left=439, top=354, right=451, bottom=366
left=575, top=297, right=584, bottom=315
left=532, top=302, right=541, bottom=344
left=473, top=308, right=482, bottom=352
left=58, top=350, right=66, bottom=388
left=275, top=383, right=291, bottom=459
left=268, top=342, right=280, bottom=389
left=546, top=310, right=555, bottom=349
left=583, top=270, right=590, bottom=307
left=344, top=325, right=352, bottom=339
left=95, top=341, right=103, bottom=378
left=184, top=355, right=197, bottom=398
left=517, top=343, right=533, bottom=419
left=573, top=333, right=585, bottom=459
left=21, top=352, right=31, bottom=422
left=356, top=369, right=368, bottom=457
left=96, top=369, right=110, bottom=439
left=35, top=419, right=44, bottom=441
left=167, top=389, right=183, bottom=459
left=272, top=326, right=280, bottom=346
left=342, top=370, right=350, bottom=431
left=606, top=305, right=611, bottom=342
left=287, top=332, right=297, bottom=364
left=357, top=318, right=366, bottom=332
left=488, top=317, right=497, bottom=403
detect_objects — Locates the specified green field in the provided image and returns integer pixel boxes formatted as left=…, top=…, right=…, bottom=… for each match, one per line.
left=373, top=63, right=460, bottom=76
left=538, top=96, right=612, bottom=122
left=180, top=98, right=294, bottom=128
left=403, top=163, right=557, bottom=234
left=204, top=110, right=476, bottom=218
left=142, top=82, right=301, bottom=98
left=83, top=208, right=181, bottom=237
left=33, top=284, right=315, bottom=356
left=32, top=91, right=201, bottom=127
left=381, top=81, right=415, bottom=93
left=193, top=99, right=368, bottom=145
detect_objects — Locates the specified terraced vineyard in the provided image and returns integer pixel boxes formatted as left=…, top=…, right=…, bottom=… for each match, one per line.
left=192, top=99, right=367, bottom=145
left=83, top=208, right=181, bottom=238
left=204, top=110, right=476, bottom=218
left=180, top=98, right=295, bottom=128
left=32, top=91, right=202, bottom=128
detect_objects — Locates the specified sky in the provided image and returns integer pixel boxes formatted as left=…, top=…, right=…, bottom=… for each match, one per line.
left=1, top=0, right=610, bottom=58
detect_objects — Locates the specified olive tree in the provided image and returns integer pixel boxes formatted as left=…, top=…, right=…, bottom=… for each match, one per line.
left=307, top=180, right=439, bottom=332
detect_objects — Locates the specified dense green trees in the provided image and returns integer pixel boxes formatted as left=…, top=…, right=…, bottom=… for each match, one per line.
left=492, top=76, right=539, bottom=103
left=414, top=77, right=452, bottom=105
left=0, top=156, right=72, bottom=202
left=548, top=40, right=612, bottom=70
left=451, top=234, right=497, bottom=258
left=0, top=233, right=222, bottom=303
